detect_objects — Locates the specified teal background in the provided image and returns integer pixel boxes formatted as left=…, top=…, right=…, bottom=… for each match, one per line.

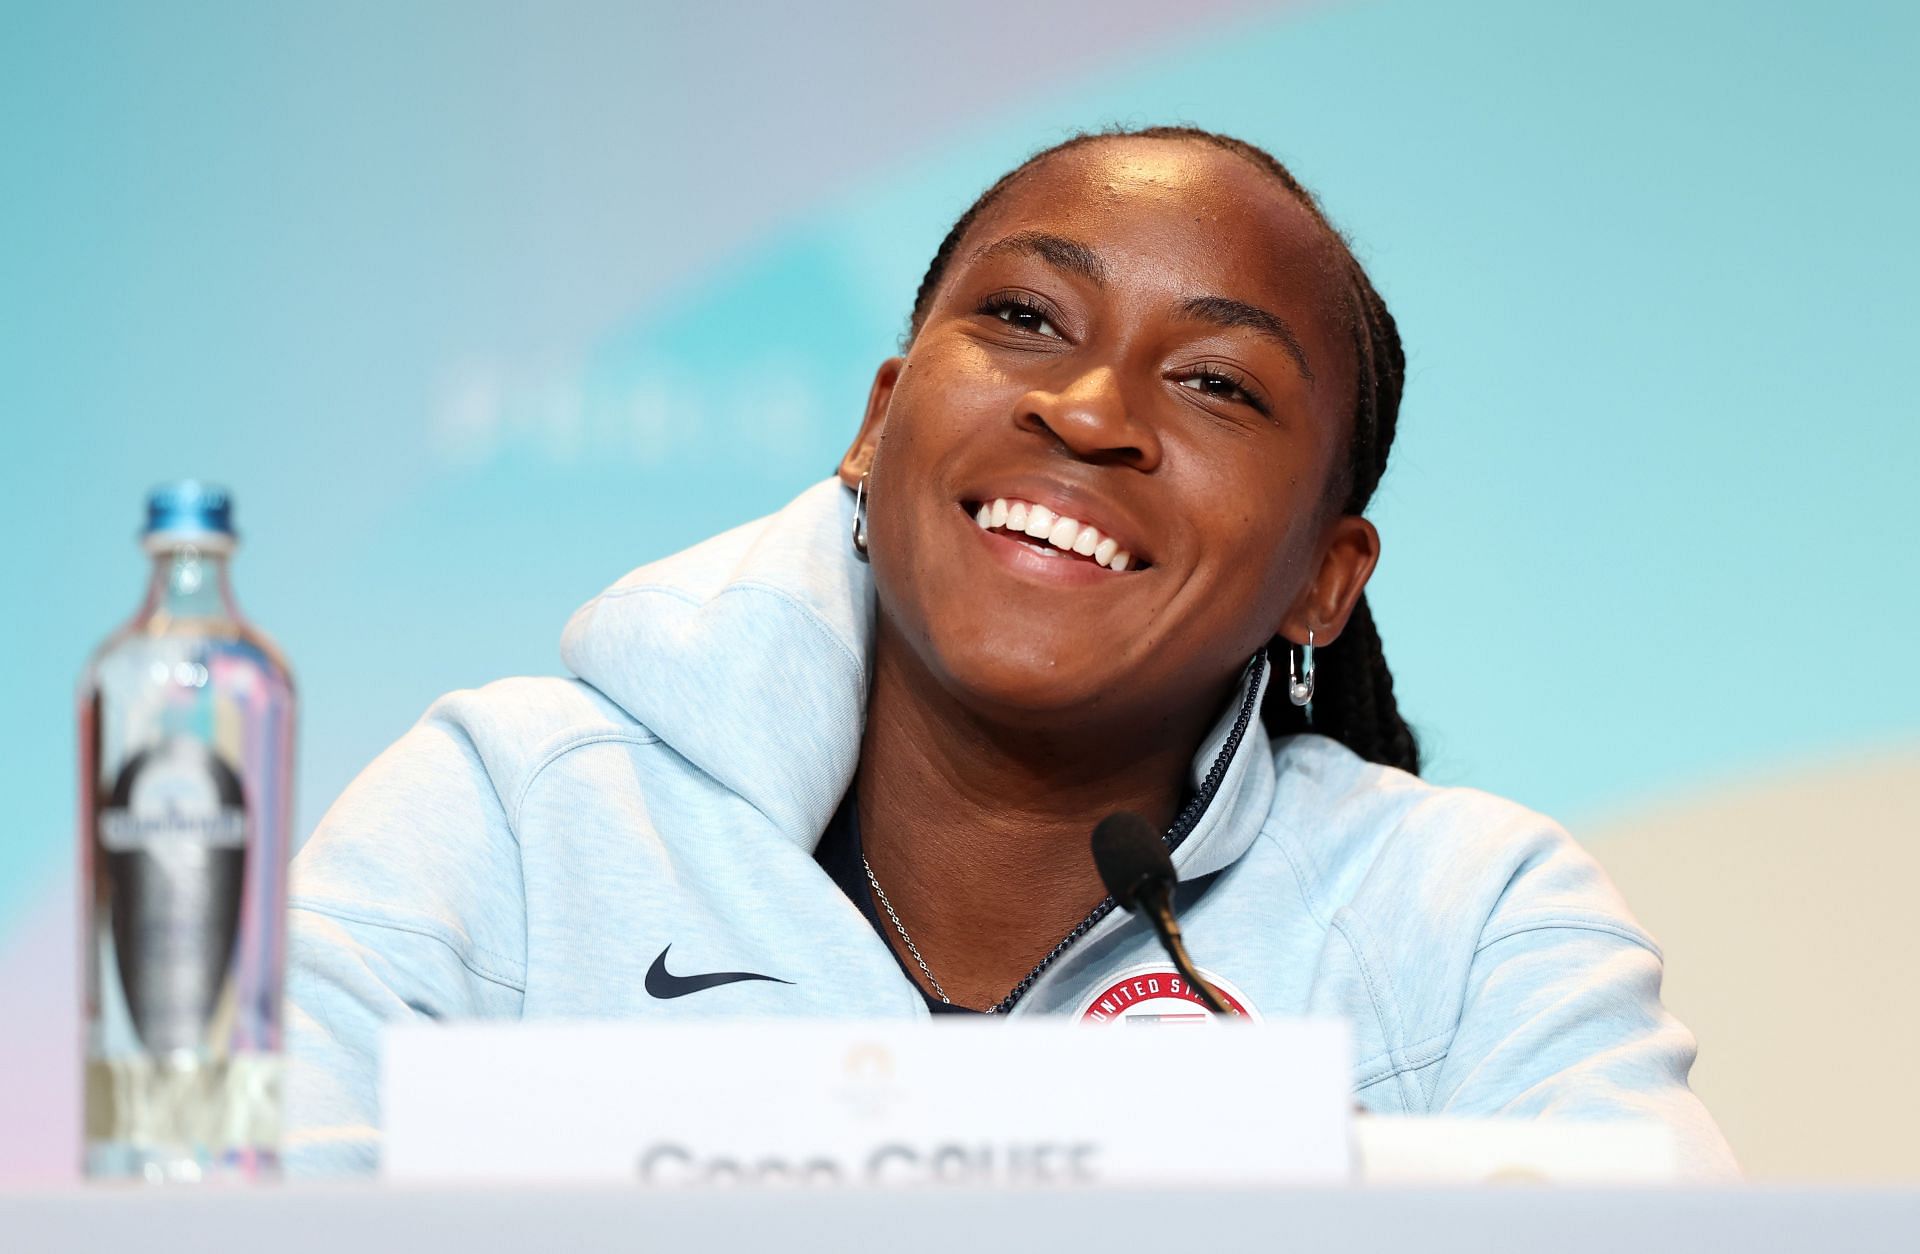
left=1, top=0, right=1916, bottom=1176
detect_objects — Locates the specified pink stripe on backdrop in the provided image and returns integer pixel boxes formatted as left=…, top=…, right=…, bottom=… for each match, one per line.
left=0, top=887, right=79, bottom=1185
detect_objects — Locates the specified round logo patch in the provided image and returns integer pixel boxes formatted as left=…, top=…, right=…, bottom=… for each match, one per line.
left=1074, top=962, right=1260, bottom=1024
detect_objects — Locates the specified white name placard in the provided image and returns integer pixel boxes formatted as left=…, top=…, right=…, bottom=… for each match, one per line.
left=382, top=1018, right=1353, bottom=1187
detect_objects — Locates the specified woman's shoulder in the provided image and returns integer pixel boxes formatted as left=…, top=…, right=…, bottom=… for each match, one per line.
left=1266, top=732, right=1562, bottom=855
left=290, top=676, right=647, bottom=918
left=1264, top=734, right=1652, bottom=956
left=412, top=674, right=653, bottom=775
left=331, top=675, right=650, bottom=820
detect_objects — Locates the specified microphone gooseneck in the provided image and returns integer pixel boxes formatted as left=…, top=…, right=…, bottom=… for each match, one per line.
left=1090, top=812, right=1233, bottom=1017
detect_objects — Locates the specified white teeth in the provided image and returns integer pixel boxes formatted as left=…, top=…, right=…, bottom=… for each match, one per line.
left=975, top=496, right=1142, bottom=571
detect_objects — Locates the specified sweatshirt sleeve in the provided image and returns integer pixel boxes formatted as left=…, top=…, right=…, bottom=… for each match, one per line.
left=283, top=702, right=528, bottom=1177
left=1429, top=921, right=1740, bottom=1179
left=1322, top=769, right=1742, bottom=1181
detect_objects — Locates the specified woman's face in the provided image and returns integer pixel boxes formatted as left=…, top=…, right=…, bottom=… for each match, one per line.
left=846, top=137, right=1380, bottom=731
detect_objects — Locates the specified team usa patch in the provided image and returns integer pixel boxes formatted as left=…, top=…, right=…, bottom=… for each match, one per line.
left=1074, top=962, right=1261, bottom=1024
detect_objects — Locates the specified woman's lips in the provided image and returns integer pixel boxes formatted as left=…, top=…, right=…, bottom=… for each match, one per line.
left=957, top=501, right=1147, bottom=587
left=962, top=497, right=1145, bottom=572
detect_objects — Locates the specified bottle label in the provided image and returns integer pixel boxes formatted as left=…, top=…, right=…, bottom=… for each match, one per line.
left=97, top=738, right=249, bottom=1054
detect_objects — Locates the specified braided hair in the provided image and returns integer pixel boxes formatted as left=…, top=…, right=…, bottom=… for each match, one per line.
left=904, top=125, right=1420, bottom=775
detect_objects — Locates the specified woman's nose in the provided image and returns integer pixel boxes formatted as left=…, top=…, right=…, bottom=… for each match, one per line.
left=1015, top=365, right=1163, bottom=471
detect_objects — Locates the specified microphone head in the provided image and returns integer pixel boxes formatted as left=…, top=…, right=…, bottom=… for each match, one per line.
left=1090, top=812, right=1174, bottom=912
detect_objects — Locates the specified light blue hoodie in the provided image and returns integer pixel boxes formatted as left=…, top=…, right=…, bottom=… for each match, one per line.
left=285, top=479, right=1738, bottom=1177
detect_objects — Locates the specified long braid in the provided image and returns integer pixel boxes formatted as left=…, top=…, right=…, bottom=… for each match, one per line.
left=905, top=125, right=1421, bottom=775
left=1266, top=238, right=1421, bottom=774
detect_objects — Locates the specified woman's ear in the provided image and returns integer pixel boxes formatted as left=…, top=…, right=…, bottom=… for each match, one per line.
left=837, top=356, right=904, bottom=488
left=1278, top=515, right=1380, bottom=647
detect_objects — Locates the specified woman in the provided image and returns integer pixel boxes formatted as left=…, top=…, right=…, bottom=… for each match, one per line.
left=286, top=126, right=1737, bottom=1176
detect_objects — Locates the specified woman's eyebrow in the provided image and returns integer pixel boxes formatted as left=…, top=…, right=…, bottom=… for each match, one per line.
left=968, top=231, right=1314, bottom=385
left=970, top=231, right=1110, bottom=288
left=1176, top=295, right=1315, bottom=384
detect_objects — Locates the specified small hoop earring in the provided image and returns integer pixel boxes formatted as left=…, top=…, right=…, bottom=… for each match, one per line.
left=851, top=472, right=871, bottom=561
left=1288, top=628, right=1315, bottom=722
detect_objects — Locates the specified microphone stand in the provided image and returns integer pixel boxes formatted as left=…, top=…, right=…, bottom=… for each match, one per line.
left=1138, top=881, right=1233, bottom=1017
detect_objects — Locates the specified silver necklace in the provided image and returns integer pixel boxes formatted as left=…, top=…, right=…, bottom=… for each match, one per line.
left=861, top=855, right=952, bottom=1005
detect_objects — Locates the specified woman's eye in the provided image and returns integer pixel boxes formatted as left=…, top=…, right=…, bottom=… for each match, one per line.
left=1177, top=371, right=1268, bottom=415
left=981, top=296, right=1061, bottom=340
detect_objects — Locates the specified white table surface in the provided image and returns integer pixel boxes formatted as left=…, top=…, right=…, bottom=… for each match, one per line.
left=4, top=1184, right=1916, bottom=1253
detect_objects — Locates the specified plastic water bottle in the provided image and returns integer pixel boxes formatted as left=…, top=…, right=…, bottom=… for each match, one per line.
left=78, top=483, right=296, bottom=1181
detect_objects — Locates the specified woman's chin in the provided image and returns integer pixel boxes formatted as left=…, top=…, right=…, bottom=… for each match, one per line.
left=921, top=638, right=1145, bottom=727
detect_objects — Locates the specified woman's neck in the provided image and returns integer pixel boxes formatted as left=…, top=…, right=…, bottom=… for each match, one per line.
left=853, top=627, right=1227, bottom=1010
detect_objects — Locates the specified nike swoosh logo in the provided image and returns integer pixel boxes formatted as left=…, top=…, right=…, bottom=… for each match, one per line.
left=645, top=944, right=793, bottom=999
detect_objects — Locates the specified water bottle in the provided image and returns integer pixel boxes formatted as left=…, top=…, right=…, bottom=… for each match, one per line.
left=78, top=483, right=296, bottom=1181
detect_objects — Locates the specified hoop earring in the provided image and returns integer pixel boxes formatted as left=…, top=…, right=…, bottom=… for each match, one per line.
left=851, top=472, right=871, bottom=561
left=1288, top=628, right=1315, bottom=723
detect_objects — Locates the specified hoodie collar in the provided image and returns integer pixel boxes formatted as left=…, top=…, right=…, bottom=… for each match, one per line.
left=560, top=478, right=1273, bottom=873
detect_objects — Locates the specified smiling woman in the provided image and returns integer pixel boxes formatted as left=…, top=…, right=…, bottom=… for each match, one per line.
left=284, top=126, right=1738, bottom=1178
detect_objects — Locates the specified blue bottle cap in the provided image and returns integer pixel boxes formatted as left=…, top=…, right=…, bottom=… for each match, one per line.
left=144, top=481, right=236, bottom=540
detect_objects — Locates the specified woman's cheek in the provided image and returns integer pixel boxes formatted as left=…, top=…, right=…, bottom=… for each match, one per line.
left=896, top=356, right=998, bottom=445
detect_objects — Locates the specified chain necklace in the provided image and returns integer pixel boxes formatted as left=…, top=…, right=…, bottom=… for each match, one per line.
left=861, top=855, right=955, bottom=1006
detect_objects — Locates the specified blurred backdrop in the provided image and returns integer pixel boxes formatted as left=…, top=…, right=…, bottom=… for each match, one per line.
left=2, top=0, right=1915, bottom=1181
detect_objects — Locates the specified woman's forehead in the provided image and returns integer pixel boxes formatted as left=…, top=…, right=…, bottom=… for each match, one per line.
left=1036, top=136, right=1270, bottom=202
left=963, top=138, right=1347, bottom=312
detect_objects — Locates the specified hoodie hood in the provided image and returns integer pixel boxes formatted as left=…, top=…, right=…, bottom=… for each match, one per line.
left=560, top=477, right=1272, bottom=872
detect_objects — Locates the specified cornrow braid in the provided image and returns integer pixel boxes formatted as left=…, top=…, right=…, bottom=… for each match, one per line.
left=905, top=125, right=1420, bottom=775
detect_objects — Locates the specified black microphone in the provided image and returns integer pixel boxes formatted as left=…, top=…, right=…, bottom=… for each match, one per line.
left=1090, top=812, right=1232, bottom=1016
